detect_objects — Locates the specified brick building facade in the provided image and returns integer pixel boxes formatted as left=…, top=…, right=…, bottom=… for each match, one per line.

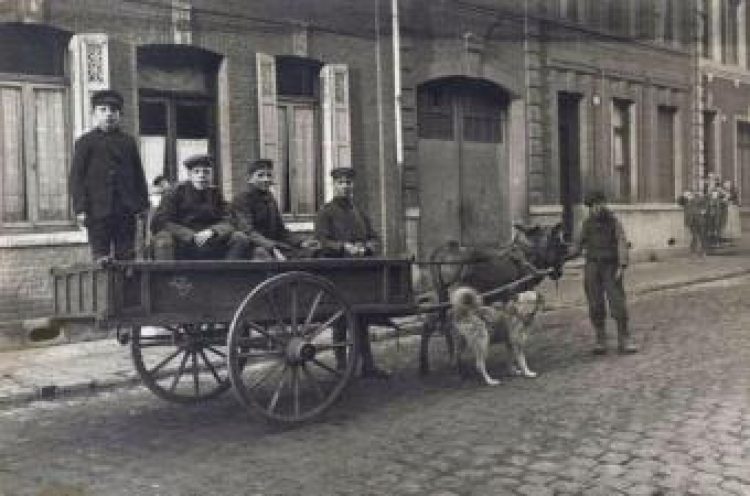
left=0, top=0, right=744, bottom=346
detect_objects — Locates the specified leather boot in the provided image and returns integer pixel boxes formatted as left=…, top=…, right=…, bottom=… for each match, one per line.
left=592, top=324, right=607, bottom=355
left=616, top=319, right=638, bottom=354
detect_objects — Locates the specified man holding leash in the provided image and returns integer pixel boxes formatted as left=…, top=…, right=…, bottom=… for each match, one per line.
left=570, top=190, right=638, bottom=355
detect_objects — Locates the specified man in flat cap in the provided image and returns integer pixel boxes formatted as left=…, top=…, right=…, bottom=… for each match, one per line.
left=568, top=189, right=637, bottom=354
left=151, top=154, right=249, bottom=260
left=231, top=159, right=319, bottom=259
left=69, top=89, right=150, bottom=261
left=314, top=166, right=388, bottom=378
left=315, top=166, right=380, bottom=257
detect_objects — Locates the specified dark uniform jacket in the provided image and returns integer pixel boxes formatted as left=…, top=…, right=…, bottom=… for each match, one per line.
left=151, top=183, right=235, bottom=244
left=314, top=197, right=379, bottom=254
left=574, top=209, right=629, bottom=265
left=231, top=186, right=301, bottom=249
left=69, top=128, right=149, bottom=221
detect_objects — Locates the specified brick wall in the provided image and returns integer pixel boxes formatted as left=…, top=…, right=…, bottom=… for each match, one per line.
left=0, top=0, right=400, bottom=340
left=0, top=243, right=89, bottom=324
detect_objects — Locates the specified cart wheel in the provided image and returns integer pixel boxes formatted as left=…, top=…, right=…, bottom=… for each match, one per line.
left=131, top=323, right=232, bottom=404
left=227, top=271, right=359, bottom=423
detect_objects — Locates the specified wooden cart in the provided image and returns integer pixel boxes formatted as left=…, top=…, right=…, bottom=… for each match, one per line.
left=51, top=258, right=414, bottom=423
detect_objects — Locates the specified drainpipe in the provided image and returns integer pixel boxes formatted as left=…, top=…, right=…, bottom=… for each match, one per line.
left=392, top=0, right=403, bottom=168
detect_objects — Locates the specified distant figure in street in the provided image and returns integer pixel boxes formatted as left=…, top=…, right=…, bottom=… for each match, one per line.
left=569, top=190, right=638, bottom=354
left=69, top=89, right=150, bottom=261
left=151, top=154, right=249, bottom=260
left=231, top=159, right=319, bottom=260
left=314, top=166, right=388, bottom=379
left=678, top=190, right=707, bottom=257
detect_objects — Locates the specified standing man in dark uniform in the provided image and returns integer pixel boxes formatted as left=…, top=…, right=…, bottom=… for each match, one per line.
left=570, top=190, right=638, bottom=354
left=314, top=167, right=387, bottom=378
left=151, top=154, right=249, bottom=260
left=69, top=89, right=150, bottom=261
left=231, top=159, right=319, bottom=259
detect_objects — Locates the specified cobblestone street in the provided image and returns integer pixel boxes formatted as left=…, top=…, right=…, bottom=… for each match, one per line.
left=2, top=277, right=750, bottom=496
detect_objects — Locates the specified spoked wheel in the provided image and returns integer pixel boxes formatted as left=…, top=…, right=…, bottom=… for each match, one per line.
left=227, top=271, right=359, bottom=423
left=131, top=323, right=232, bottom=404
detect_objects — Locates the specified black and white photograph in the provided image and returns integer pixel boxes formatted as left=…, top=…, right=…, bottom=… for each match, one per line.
left=1, top=0, right=750, bottom=495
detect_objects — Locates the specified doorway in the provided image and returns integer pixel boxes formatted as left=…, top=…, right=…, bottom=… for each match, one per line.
left=557, top=92, right=582, bottom=241
left=417, top=77, right=509, bottom=256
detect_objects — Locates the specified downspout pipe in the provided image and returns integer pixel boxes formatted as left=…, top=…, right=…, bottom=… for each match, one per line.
left=392, top=0, right=404, bottom=167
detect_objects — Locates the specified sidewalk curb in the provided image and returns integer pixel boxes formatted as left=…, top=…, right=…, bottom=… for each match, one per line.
left=2, top=267, right=749, bottom=409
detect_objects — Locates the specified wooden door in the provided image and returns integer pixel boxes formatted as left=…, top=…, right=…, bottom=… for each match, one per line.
left=417, top=79, right=508, bottom=257
left=558, top=93, right=581, bottom=241
left=459, top=88, right=506, bottom=247
left=738, top=122, right=750, bottom=206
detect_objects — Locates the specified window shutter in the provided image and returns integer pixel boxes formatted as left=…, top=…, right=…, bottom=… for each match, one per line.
left=256, top=53, right=281, bottom=197
left=320, top=64, right=352, bottom=201
left=69, top=33, right=110, bottom=138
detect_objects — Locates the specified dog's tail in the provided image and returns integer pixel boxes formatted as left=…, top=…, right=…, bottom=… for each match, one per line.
left=449, top=285, right=483, bottom=312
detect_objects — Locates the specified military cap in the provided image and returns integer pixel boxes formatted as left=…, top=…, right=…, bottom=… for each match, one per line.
left=248, top=158, right=274, bottom=176
left=91, top=89, right=123, bottom=110
left=584, top=189, right=607, bottom=207
left=183, top=154, right=214, bottom=170
left=330, top=167, right=355, bottom=179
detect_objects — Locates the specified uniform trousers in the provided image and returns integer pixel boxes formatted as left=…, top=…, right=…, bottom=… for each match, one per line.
left=86, top=214, right=137, bottom=260
left=583, top=259, right=628, bottom=331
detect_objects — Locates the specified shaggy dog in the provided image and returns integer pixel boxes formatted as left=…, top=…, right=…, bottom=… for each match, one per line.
left=448, top=287, right=543, bottom=386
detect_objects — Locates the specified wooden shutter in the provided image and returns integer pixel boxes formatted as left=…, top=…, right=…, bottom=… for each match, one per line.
left=256, top=53, right=281, bottom=198
left=69, top=33, right=109, bottom=138
left=320, top=64, right=352, bottom=201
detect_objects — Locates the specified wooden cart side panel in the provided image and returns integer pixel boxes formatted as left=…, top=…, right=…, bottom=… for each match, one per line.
left=52, top=259, right=415, bottom=326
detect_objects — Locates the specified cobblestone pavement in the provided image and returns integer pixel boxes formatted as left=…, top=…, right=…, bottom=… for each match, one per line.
left=1, top=278, right=750, bottom=496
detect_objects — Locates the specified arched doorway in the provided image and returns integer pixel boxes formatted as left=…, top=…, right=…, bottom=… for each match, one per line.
left=417, top=77, right=510, bottom=256
left=136, top=45, right=221, bottom=186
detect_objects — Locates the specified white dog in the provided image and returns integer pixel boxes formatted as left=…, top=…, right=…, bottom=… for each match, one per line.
left=449, top=287, right=543, bottom=386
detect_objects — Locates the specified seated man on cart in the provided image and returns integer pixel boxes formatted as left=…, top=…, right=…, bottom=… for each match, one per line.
left=314, top=166, right=389, bottom=379
left=151, top=154, right=249, bottom=260
left=231, top=158, right=320, bottom=260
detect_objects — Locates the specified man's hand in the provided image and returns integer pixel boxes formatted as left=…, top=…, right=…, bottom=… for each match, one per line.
left=615, top=265, right=626, bottom=281
left=194, top=229, right=215, bottom=247
left=76, top=212, right=87, bottom=227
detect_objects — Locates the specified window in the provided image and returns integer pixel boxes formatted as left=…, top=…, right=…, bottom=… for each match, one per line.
left=463, top=90, right=503, bottom=143
left=417, top=86, right=454, bottom=140
left=637, top=0, right=655, bottom=39
left=723, top=0, right=741, bottom=64
left=703, top=111, right=716, bottom=175
left=559, top=0, right=580, bottom=21
left=607, top=0, right=629, bottom=35
left=0, top=25, right=71, bottom=229
left=655, top=106, right=676, bottom=202
left=701, top=0, right=712, bottom=58
left=663, top=0, right=675, bottom=42
left=611, top=99, right=633, bottom=202
left=256, top=54, right=343, bottom=214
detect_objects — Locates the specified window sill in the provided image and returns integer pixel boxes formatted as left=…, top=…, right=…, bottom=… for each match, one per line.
left=0, top=230, right=88, bottom=248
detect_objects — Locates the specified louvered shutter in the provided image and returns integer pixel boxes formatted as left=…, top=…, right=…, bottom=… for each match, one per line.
left=256, top=52, right=281, bottom=198
left=320, top=64, right=352, bottom=201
